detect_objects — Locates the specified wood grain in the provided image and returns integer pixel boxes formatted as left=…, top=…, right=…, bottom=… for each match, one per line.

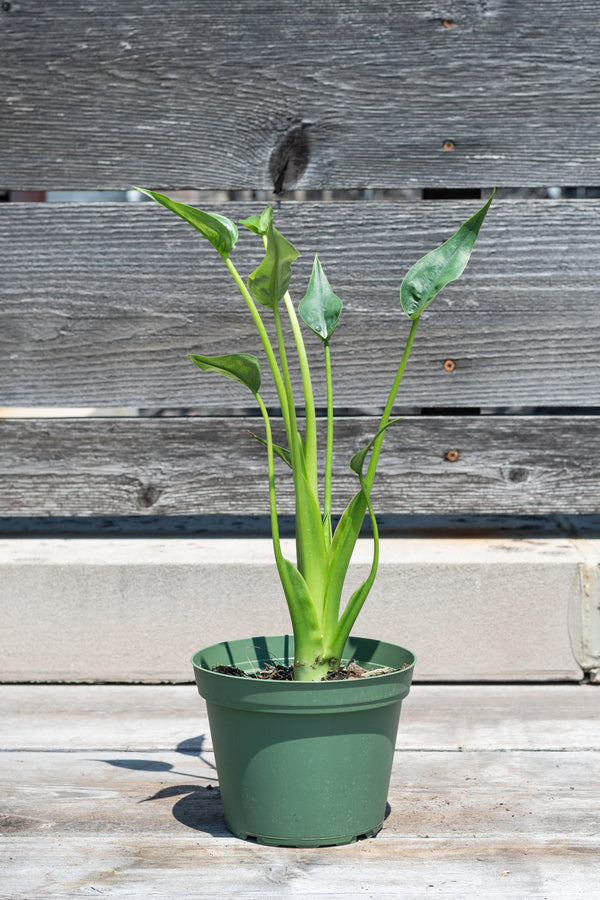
left=1, top=1, right=600, bottom=189
left=2, top=199, right=600, bottom=407
left=3, top=684, right=599, bottom=751
left=1, top=685, right=598, bottom=897
left=1, top=414, right=599, bottom=515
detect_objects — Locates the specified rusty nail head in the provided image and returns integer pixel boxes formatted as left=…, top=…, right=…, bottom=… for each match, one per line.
left=444, top=359, right=456, bottom=372
left=443, top=140, right=455, bottom=151
left=443, top=18, right=454, bottom=28
left=445, top=450, right=460, bottom=462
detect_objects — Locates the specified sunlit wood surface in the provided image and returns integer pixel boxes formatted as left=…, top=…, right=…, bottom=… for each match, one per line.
left=2, top=684, right=598, bottom=898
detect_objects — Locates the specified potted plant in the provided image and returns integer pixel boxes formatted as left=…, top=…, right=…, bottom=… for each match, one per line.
left=137, top=187, right=494, bottom=846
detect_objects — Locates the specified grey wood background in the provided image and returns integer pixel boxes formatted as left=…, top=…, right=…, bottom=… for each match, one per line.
left=1, top=0, right=600, bottom=190
left=1, top=416, right=599, bottom=516
left=2, top=199, right=600, bottom=409
left=1, top=0, right=599, bottom=520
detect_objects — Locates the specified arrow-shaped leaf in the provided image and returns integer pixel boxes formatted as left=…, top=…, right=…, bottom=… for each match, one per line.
left=247, top=223, right=299, bottom=308
left=400, top=190, right=495, bottom=320
left=187, top=353, right=261, bottom=394
left=134, top=187, right=238, bottom=259
left=298, top=254, right=343, bottom=342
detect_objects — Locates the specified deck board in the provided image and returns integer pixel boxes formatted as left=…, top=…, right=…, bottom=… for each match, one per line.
left=1, top=685, right=599, bottom=897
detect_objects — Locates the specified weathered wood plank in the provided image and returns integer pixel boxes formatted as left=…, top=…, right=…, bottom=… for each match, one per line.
left=3, top=832, right=598, bottom=898
left=2, top=749, right=599, bottom=836
left=1, top=415, right=599, bottom=515
left=2, top=686, right=597, bottom=895
left=1, top=1, right=600, bottom=189
left=2, top=200, right=600, bottom=407
left=2, top=685, right=599, bottom=752
left=1, top=747, right=598, bottom=896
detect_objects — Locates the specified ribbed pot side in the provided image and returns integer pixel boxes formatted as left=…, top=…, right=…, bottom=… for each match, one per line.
left=191, top=635, right=416, bottom=847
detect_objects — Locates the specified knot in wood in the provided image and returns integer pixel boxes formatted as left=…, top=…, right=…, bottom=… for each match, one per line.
left=269, top=123, right=311, bottom=194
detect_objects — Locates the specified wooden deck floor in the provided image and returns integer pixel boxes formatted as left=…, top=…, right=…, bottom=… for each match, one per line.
left=1, top=684, right=599, bottom=898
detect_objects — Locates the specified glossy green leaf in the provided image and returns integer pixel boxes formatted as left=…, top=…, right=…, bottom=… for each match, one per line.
left=134, top=187, right=238, bottom=259
left=298, top=255, right=343, bottom=342
left=276, top=557, right=323, bottom=656
left=187, top=353, right=261, bottom=394
left=248, top=431, right=292, bottom=467
left=247, top=223, right=299, bottom=308
left=239, top=205, right=274, bottom=236
left=400, top=190, right=495, bottom=320
left=292, top=434, right=329, bottom=609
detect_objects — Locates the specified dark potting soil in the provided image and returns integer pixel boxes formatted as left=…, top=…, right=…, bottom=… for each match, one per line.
left=212, top=661, right=398, bottom=680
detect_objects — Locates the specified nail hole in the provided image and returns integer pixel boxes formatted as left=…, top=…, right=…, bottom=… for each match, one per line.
left=444, top=359, right=456, bottom=372
left=445, top=450, right=460, bottom=462
left=443, top=140, right=455, bottom=151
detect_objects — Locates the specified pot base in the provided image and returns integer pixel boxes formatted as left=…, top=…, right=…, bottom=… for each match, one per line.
left=233, top=822, right=382, bottom=848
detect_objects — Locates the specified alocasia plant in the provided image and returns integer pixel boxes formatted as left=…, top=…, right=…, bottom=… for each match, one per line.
left=136, top=188, right=494, bottom=681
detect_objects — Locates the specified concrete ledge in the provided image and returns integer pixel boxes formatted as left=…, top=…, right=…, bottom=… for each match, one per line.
left=1, top=537, right=597, bottom=682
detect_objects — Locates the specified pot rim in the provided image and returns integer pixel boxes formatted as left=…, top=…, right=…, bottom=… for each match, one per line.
left=191, top=633, right=416, bottom=684
left=191, top=634, right=416, bottom=713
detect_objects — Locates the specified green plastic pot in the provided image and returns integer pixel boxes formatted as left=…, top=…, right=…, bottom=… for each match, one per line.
left=191, top=634, right=416, bottom=847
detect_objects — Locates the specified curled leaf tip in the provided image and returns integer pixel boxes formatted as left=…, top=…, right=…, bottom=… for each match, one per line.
left=139, top=187, right=238, bottom=259
left=187, top=352, right=261, bottom=394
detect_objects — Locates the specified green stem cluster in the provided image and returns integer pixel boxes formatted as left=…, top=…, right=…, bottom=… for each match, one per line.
left=138, top=188, right=494, bottom=682
left=224, top=253, right=419, bottom=681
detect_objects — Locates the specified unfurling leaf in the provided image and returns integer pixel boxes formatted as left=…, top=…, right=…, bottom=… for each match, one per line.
left=248, top=432, right=292, bottom=468
left=400, top=190, right=495, bottom=320
left=239, top=205, right=274, bottom=236
left=247, top=223, right=299, bottom=308
left=350, top=418, right=404, bottom=477
left=187, top=353, right=261, bottom=394
left=134, top=188, right=238, bottom=259
left=298, top=255, right=343, bottom=342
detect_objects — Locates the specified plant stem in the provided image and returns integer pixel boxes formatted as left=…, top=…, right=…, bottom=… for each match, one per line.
left=320, top=316, right=421, bottom=652
left=224, top=256, right=291, bottom=443
left=329, top=471, right=380, bottom=657
left=256, top=391, right=327, bottom=681
left=255, top=393, right=282, bottom=557
left=273, top=304, right=298, bottom=449
left=365, top=315, right=421, bottom=492
left=283, top=291, right=318, bottom=497
left=323, top=340, right=334, bottom=545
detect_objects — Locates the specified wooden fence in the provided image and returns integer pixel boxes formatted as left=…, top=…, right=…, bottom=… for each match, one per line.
left=1, top=0, right=599, bottom=681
